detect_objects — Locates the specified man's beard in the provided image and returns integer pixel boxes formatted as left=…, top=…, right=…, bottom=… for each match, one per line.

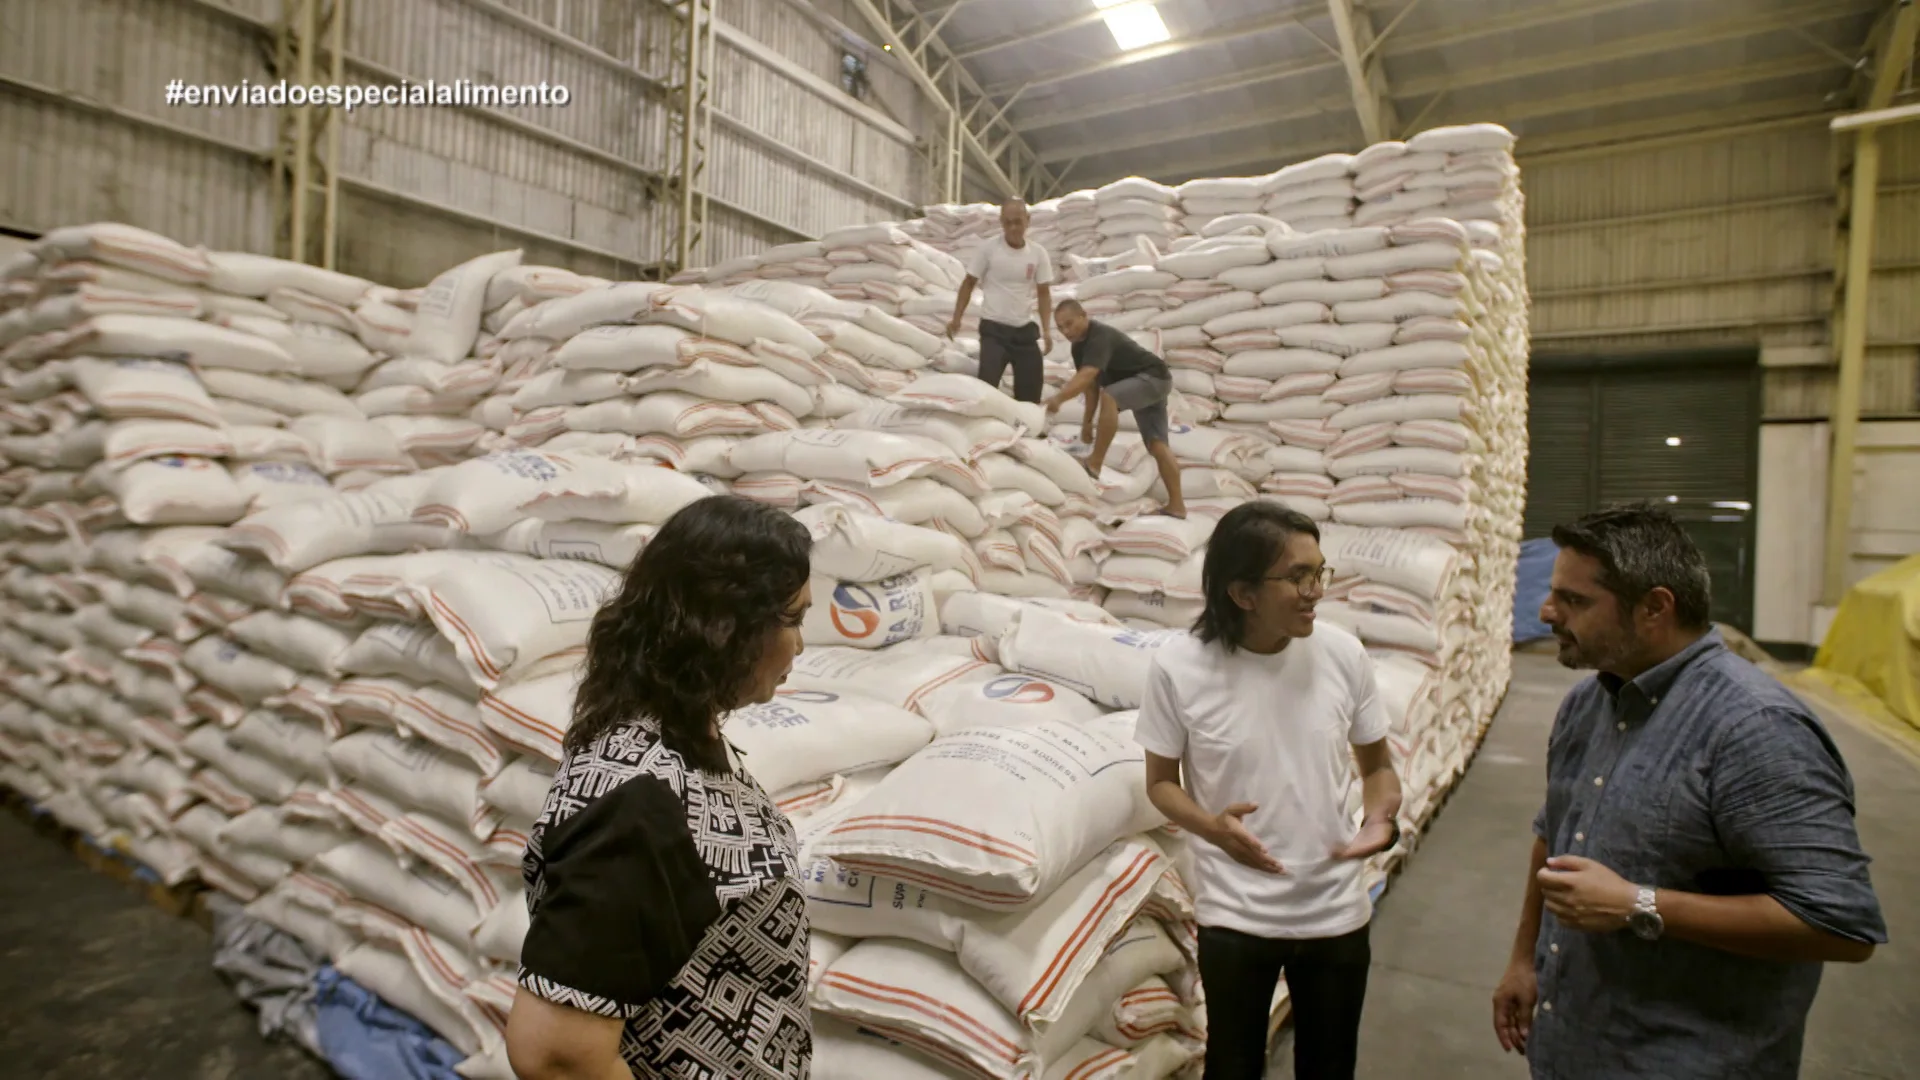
left=1554, top=623, right=1639, bottom=672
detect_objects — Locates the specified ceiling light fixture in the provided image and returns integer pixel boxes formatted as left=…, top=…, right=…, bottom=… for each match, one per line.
left=1092, top=0, right=1171, bottom=51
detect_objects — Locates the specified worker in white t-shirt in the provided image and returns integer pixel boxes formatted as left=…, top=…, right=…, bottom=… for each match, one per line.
left=947, top=198, right=1054, bottom=403
left=1134, top=502, right=1403, bottom=1080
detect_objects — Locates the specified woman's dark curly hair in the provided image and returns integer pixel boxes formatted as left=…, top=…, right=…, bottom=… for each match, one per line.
left=564, top=494, right=812, bottom=772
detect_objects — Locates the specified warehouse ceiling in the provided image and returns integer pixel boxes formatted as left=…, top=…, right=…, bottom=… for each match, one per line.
left=883, top=0, right=1897, bottom=195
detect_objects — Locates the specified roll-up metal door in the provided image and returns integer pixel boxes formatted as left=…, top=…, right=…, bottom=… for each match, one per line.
left=1523, top=350, right=1761, bottom=633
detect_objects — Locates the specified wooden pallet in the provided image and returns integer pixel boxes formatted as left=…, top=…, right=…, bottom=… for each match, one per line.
left=2, top=789, right=214, bottom=930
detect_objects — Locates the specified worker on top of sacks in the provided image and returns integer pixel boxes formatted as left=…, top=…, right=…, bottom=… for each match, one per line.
left=947, top=197, right=1054, bottom=403
left=507, top=495, right=816, bottom=1080
left=1492, top=503, right=1884, bottom=1080
left=1135, top=502, right=1403, bottom=1079
left=1044, top=298, right=1187, bottom=520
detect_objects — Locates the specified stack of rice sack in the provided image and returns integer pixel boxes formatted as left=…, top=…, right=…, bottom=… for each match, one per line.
left=1091, top=178, right=1186, bottom=259
left=782, top=594, right=1208, bottom=1079
left=0, top=225, right=382, bottom=880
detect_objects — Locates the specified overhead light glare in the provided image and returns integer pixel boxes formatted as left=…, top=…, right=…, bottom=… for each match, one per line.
left=1665, top=436, right=1682, bottom=446
left=1100, top=3, right=1171, bottom=50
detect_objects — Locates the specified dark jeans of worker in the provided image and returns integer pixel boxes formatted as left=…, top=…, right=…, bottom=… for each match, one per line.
left=1197, top=922, right=1371, bottom=1080
left=975, top=318, right=1044, bottom=403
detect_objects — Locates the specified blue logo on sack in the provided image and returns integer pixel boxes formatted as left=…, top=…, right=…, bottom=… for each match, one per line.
left=982, top=675, right=1055, bottom=704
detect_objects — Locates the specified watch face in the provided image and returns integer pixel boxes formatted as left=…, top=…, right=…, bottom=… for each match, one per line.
left=1629, top=910, right=1662, bottom=941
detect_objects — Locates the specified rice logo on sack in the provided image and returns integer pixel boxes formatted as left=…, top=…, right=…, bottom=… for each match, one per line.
left=776, top=689, right=840, bottom=704
left=829, top=584, right=884, bottom=639
left=982, top=675, right=1055, bottom=705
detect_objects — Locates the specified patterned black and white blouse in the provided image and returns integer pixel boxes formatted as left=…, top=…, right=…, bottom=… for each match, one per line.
left=519, top=719, right=811, bottom=1078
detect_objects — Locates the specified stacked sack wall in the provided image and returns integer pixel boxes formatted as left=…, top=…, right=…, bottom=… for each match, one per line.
left=0, top=121, right=1525, bottom=1080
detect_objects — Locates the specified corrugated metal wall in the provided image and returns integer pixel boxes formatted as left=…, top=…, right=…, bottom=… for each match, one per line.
left=0, top=0, right=935, bottom=285
left=1522, top=119, right=1920, bottom=420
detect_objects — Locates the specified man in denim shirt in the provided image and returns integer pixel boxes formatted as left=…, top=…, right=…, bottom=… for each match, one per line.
left=1492, top=504, right=1885, bottom=1079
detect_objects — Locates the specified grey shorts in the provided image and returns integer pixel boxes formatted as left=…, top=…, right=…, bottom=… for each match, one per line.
left=1106, top=372, right=1173, bottom=444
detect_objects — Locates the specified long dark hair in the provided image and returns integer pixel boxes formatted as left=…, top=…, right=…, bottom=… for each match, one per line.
left=565, top=495, right=812, bottom=772
left=1194, top=501, right=1320, bottom=652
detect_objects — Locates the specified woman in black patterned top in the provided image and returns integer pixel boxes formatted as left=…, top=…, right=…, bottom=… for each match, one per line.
left=505, top=495, right=815, bottom=1080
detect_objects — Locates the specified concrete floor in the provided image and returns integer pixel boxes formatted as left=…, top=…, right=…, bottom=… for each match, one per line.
left=0, top=651, right=1912, bottom=1079
left=1269, top=652, right=1920, bottom=1080
left=0, top=809, right=330, bottom=1079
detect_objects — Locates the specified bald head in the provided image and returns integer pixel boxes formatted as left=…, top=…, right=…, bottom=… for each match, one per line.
left=999, top=198, right=1030, bottom=247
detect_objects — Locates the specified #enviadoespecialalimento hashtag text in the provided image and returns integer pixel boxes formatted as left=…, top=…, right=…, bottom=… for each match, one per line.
left=162, top=79, right=571, bottom=111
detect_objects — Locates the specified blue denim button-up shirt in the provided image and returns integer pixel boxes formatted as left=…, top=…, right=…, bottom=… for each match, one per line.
left=1529, top=631, right=1886, bottom=1080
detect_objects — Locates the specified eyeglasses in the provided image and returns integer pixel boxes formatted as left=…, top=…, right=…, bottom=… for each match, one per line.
left=1263, top=565, right=1336, bottom=592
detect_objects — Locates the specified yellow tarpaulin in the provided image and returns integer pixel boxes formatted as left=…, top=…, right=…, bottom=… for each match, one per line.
left=1810, top=554, right=1920, bottom=733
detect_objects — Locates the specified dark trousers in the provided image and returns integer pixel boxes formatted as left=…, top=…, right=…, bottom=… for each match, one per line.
left=975, top=318, right=1044, bottom=403
left=1198, top=922, right=1371, bottom=1080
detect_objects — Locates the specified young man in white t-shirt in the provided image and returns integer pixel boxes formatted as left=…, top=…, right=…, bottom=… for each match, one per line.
left=948, top=198, right=1053, bottom=403
left=1134, top=501, right=1402, bottom=1080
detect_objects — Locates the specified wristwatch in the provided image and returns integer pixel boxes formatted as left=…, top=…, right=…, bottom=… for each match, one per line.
left=1628, top=885, right=1664, bottom=941
left=1375, top=816, right=1401, bottom=852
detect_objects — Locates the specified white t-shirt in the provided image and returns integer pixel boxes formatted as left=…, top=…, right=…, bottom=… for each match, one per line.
left=965, top=236, right=1053, bottom=328
left=1133, top=625, right=1390, bottom=940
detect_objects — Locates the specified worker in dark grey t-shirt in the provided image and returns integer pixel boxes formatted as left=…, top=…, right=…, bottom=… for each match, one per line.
left=1044, top=298, right=1186, bottom=518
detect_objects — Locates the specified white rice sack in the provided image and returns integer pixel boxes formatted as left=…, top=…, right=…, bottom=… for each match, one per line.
left=50, top=314, right=295, bottom=373
left=813, top=941, right=1036, bottom=1080
left=218, top=315, right=378, bottom=386
left=804, top=569, right=940, bottom=650
left=645, top=285, right=827, bottom=356
left=839, top=402, right=1024, bottom=462
left=622, top=360, right=814, bottom=417
left=205, top=251, right=371, bottom=305
left=1143, top=291, right=1258, bottom=330
left=36, top=223, right=214, bottom=283
left=1329, top=393, right=1468, bottom=428
left=724, top=689, right=934, bottom=793
left=98, top=419, right=231, bottom=468
left=1406, top=122, right=1514, bottom=153
left=1076, top=268, right=1178, bottom=300
left=809, top=712, right=1162, bottom=908
left=810, top=1017, right=973, bottom=1080
left=288, top=416, right=414, bottom=475
left=782, top=646, right=987, bottom=717
left=229, top=461, right=337, bottom=512
left=554, top=324, right=750, bottom=373
left=407, top=249, right=522, bottom=363
left=795, top=503, right=978, bottom=582
left=513, top=464, right=711, bottom=528
left=107, top=456, right=250, bottom=525
left=1331, top=497, right=1469, bottom=532
left=498, top=282, right=669, bottom=341
left=562, top=392, right=784, bottom=440
left=1201, top=301, right=1331, bottom=337
left=1154, top=242, right=1270, bottom=280
left=326, top=730, right=499, bottom=838
left=479, top=518, right=652, bottom=569
left=400, top=553, right=619, bottom=690
left=1316, top=521, right=1460, bottom=599
left=1269, top=226, right=1391, bottom=260
left=726, top=279, right=868, bottom=322
left=805, top=479, right=989, bottom=538
left=67, top=357, right=223, bottom=428
left=996, top=609, right=1186, bottom=710
left=1326, top=446, right=1466, bottom=479
left=806, top=836, right=1169, bottom=1027
left=915, top=667, right=1108, bottom=737
left=733, top=428, right=963, bottom=491
left=886, top=374, right=1044, bottom=430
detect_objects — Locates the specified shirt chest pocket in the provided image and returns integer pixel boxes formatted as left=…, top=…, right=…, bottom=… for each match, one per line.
left=1591, top=751, right=1678, bottom=878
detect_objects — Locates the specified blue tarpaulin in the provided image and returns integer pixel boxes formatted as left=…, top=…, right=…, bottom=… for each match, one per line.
left=1513, top=538, right=1559, bottom=643
left=313, top=966, right=466, bottom=1080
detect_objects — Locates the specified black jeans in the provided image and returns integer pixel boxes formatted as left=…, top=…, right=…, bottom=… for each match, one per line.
left=1197, top=922, right=1371, bottom=1080
left=975, top=318, right=1044, bottom=403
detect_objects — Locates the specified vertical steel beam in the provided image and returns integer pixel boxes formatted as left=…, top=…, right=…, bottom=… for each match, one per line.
left=1823, top=0, right=1917, bottom=603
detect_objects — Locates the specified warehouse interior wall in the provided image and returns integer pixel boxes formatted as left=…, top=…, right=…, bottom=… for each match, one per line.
left=0, top=0, right=941, bottom=285
left=1523, top=119, right=1920, bottom=420
left=1755, top=420, right=1920, bottom=651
